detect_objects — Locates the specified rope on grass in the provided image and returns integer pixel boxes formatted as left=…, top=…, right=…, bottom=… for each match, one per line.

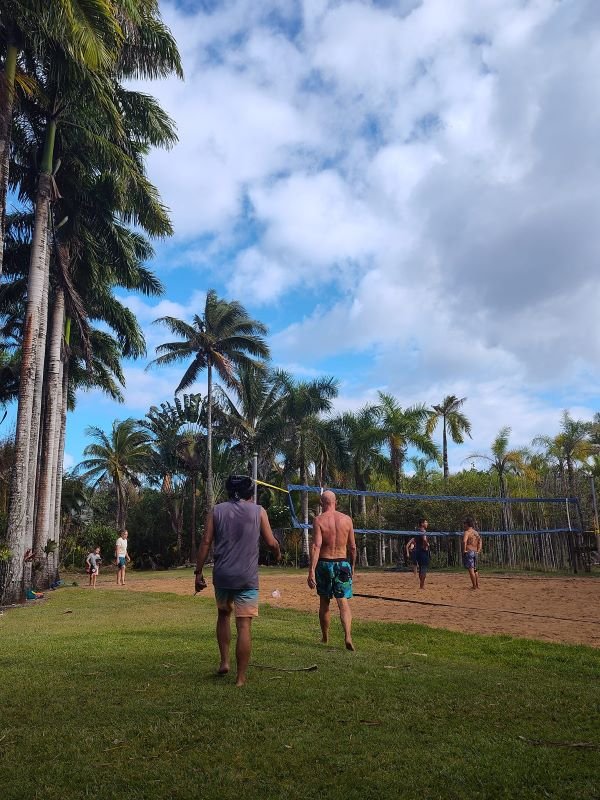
left=352, top=593, right=600, bottom=625
left=249, top=663, right=318, bottom=672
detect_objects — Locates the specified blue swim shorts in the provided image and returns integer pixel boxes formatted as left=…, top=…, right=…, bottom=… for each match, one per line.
left=215, top=587, right=259, bottom=617
left=117, top=557, right=127, bottom=568
left=315, top=559, right=353, bottom=600
left=463, top=550, right=478, bottom=570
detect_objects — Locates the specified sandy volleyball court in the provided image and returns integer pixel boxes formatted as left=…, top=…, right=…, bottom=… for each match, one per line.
left=101, top=569, right=600, bottom=648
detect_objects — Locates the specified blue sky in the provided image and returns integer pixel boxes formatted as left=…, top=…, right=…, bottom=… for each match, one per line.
left=9, top=0, right=600, bottom=473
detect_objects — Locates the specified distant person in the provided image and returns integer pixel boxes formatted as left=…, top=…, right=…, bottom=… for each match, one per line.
left=194, top=475, right=281, bottom=687
left=307, top=490, right=357, bottom=651
left=462, top=516, right=482, bottom=589
left=413, top=517, right=430, bottom=589
left=115, top=530, right=130, bottom=586
left=404, top=536, right=418, bottom=576
left=86, top=547, right=102, bottom=588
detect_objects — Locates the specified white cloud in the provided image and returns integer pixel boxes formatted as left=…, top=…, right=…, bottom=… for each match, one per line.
left=111, top=0, right=600, bottom=451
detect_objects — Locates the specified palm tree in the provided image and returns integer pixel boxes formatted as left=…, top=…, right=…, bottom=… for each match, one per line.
left=215, top=365, right=287, bottom=476
left=375, top=392, right=438, bottom=491
left=467, top=427, right=527, bottom=529
left=533, top=411, right=597, bottom=498
left=1, top=3, right=181, bottom=602
left=336, top=406, right=386, bottom=518
left=276, top=374, right=340, bottom=555
left=77, top=419, right=152, bottom=530
left=150, top=290, right=270, bottom=511
left=0, top=0, right=123, bottom=278
left=427, top=395, right=472, bottom=480
left=336, top=406, right=388, bottom=567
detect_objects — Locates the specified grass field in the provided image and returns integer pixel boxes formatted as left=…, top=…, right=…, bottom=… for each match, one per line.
left=1, top=586, right=598, bottom=800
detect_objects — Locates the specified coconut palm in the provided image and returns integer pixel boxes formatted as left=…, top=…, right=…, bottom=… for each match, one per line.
left=274, top=374, right=340, bottom=554
left=150, top=290, right=270, bottom=511
left=467, top=427, right=527, bottom=529
left=215, top=365, right=287, bottom=477
left=375, top=393, right=438, bottom=492
left=533, top=411, right=597, bottom=497
left=427, top=395, right=472, bottom=480
left=77, top=419, right=152, bottom=530
left=335, top=407, right=387, bottom=516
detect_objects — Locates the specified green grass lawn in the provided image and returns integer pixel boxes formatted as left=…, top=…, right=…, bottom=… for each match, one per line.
left=0, top=588, right=598, bottom=800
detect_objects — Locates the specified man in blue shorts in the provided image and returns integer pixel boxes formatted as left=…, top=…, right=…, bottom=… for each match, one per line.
left=194, top=475, right=280, bottom=686
left=307, top=490, right=357, bottom=651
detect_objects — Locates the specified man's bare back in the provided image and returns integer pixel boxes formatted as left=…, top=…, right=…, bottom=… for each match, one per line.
left=317, top=508, right=355, bottom=560
left=464, top=529, right=482, bottom=552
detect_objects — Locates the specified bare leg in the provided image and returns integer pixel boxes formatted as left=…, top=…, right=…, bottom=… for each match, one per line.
left=419, top=569, right=426, bottom=590
left=319, top=596, right=331, bottom=643
left=467, top=567, right=478, bottom=589
left=235, top=617, right=252, bottom=686
left=336, top=598, right=354, bottom=651
left=121, top=566, right=126, bottom=585
left=115, top=567, right=120, bottom=585
left=216, top=609, right=231, bottom=674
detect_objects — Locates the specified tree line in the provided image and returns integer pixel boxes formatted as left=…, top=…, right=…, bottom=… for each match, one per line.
left=39, top=289, right=600, bottom=571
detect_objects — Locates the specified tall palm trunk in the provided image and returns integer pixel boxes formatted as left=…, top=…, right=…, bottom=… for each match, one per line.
left=190, top=472, right=197, bottom=560
left=206, top=362, right=214, bottom=510
left=2, top=124, right=55, bottom=603
left=26, top=256, right=49, bottom=558
left=391, top=441, right=402, bottom=493
left=442, top=417, right=449, bottom=480
left=115, top=479, right=127, bottom=530
left=33, top=288, right=65, bottom=588
left=0, top=40, right=18, bottom=279
left=566, top=457, right=575, bottom=498
left=51, top=361, right=69, bottom=583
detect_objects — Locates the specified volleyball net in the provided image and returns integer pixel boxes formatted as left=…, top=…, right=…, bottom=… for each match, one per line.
left=281, top=484, right=591, bottom=573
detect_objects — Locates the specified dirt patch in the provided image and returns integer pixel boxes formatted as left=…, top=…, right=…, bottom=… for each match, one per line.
left=100, top=570, right=600, bottom=648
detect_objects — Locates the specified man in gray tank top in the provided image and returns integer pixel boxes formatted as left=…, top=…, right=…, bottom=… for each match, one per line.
left=194, top=475, right=281, bottom=686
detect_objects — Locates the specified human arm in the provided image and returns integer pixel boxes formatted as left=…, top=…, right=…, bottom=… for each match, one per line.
left=194, top=512, right=214, bottom=591
left=405, top=537, right=415, bottom=557
left=477, top=533, right=482, bottom=554
left=463, top=531, right=469, bottom=554
left=307, top=518, right=322, bottom=589
left=347, top=521, right=357, bottom=573
left=259, top=507, right=281, bottom=561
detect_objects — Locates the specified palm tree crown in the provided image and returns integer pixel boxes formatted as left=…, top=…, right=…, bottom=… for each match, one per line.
left=77, top=418, right=152, bottom=529
left=149, top=289, right=270, bottom=510
left=376, top=392, right=438, bottom=491
left=427, top=395, right=472, bottom=480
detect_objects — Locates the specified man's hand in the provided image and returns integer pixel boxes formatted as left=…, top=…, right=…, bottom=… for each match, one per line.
left=307, top=571, right=316, bottom=590
left=194, top=572, right=207, bottom=593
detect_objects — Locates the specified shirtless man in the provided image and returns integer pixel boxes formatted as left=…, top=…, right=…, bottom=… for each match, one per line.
left=307, top=491, right=357, bottom=651
left=462, top=516, right=482, bottom=589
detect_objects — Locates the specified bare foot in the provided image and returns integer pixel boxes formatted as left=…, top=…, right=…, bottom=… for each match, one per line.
left=345, top=639, right=355, bottom=652
left=320, top=636, right=328, bottom=644
left=235, top=676, right=246, bottom=687
left=217, top=665, right=229, bottom=676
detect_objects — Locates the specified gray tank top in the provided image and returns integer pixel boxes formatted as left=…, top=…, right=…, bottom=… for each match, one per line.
left=212, top=500, right=262, bottom=590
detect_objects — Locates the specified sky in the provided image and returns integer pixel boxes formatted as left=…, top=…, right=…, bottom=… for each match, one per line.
left=48, top=0, right=600, bottom=472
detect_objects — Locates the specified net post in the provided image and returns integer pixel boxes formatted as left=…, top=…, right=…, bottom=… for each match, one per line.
left=252, top=453, right=258, bottom=504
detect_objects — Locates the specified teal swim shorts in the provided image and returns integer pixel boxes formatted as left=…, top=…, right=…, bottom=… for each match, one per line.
left=315, top=559, right=353, bottom=599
